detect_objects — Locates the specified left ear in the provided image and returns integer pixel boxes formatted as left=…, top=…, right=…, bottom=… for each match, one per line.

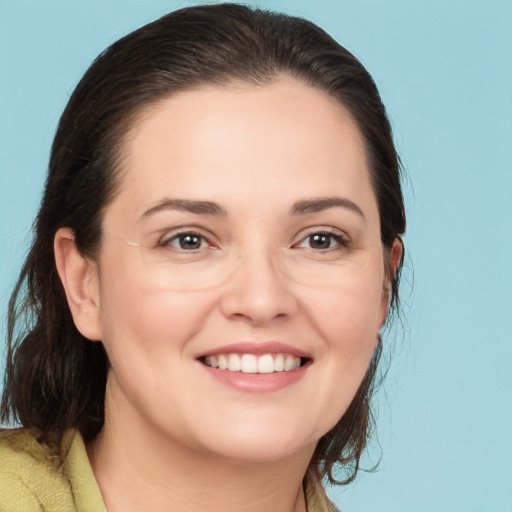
left=379, top=237, right=403, bottom=328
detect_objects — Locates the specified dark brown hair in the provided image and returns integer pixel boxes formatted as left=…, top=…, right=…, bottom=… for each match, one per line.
left=1, top=3, right=405, bottom=485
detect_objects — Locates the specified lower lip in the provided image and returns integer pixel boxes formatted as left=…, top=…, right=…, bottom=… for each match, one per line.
left=201, top=361, right=310, bottom=393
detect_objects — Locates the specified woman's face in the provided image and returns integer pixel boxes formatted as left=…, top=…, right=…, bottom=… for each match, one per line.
left=91, top=78, right=389, bottom=462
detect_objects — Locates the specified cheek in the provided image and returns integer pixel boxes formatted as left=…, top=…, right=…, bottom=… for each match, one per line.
left=97, top=247, right=218, bottom=360
left=297, top=270, right=384, bottom=423
left=98, top=280, right=220, bottom=421
left=100, top=282, right=215, bottom=348
left=303, top=271, right=384, bottom=348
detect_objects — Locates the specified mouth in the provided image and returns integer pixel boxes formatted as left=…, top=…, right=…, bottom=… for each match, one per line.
left=199, top=353, right=311, bottom=374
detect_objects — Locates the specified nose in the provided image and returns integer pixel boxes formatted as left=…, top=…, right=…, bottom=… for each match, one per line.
left=220, top=249, right=297, bottom=325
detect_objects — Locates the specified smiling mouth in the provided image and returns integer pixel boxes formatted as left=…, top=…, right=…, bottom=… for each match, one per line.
left=200, top=353, right=309, bottom=374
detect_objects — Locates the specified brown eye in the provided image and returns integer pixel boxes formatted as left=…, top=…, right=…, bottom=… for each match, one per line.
left=163, top=232, right=208, bottom=251
left=294, top=231, right=348, bottom=251
left=309, top=233, right=332, bottom=249
left=179, top=234, right=202, bottom=250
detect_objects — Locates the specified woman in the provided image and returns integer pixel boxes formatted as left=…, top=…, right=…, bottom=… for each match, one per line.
left=0, top=4, right=405, bottom=511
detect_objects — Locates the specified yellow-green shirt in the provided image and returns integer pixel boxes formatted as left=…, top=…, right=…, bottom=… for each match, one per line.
left=0, top=429, right=338, bottom=511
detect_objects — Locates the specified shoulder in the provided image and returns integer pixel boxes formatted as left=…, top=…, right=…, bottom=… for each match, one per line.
left=0, top=428, right=78, bottom=511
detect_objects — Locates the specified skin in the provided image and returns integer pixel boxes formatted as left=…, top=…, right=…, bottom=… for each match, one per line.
left=55, top=77, right=400, bottom=512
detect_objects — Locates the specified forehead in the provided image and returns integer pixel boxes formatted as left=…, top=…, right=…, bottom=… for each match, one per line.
left=127, top=78, right=365, bottom=160
left=107, top=78, right=376, bottom=222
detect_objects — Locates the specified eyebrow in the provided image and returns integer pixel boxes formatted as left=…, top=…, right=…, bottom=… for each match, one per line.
left=141, top=196, right=364, bottom=219
left=291, top=197, right=365, bottom=218
left=141, top=199, right=228, bottom=218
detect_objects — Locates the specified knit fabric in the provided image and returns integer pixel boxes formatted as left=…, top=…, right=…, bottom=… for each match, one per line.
left=0, top=428, right=338, bottom=511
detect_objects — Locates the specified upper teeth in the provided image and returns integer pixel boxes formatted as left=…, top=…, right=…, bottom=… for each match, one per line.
left=204, top=353, right=302, bottom=373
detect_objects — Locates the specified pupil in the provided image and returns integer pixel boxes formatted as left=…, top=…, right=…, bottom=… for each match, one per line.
left=180, top=235, right=201, bottom=249
left=311, top=234, right=330, bottom=249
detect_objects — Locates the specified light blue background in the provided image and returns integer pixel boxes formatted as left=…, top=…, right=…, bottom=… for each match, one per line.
left=1, top=1, right=511, bottom=511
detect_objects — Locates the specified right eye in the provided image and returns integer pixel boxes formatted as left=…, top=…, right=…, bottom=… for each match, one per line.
left=161, top=231, right=211, bottom=251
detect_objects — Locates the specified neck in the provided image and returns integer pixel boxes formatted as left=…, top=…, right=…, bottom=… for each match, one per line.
left=87, top=392, right=314, bottom=512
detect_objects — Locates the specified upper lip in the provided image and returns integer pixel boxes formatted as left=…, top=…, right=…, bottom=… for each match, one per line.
left=197, top=342, right=311, bottom=359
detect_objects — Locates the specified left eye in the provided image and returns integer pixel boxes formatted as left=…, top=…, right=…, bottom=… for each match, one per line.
left=295, top=232, right=347, bottom=250
left=163, top=232, right=209, bottom=251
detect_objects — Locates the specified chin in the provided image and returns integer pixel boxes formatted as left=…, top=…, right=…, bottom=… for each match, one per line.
left=190, top=416, right=322, bottom=463
left=205, top=437, right=313, bottom=463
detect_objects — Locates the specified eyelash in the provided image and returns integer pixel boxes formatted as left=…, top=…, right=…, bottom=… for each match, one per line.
left=159, top=230, right=216, bottom=251
left=158, top=228, right=349, bottom=253
left=294, top=230, right=349, bottom=251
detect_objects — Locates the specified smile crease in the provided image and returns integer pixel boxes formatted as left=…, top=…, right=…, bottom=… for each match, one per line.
left=202, top=353, right=304, bottom=374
